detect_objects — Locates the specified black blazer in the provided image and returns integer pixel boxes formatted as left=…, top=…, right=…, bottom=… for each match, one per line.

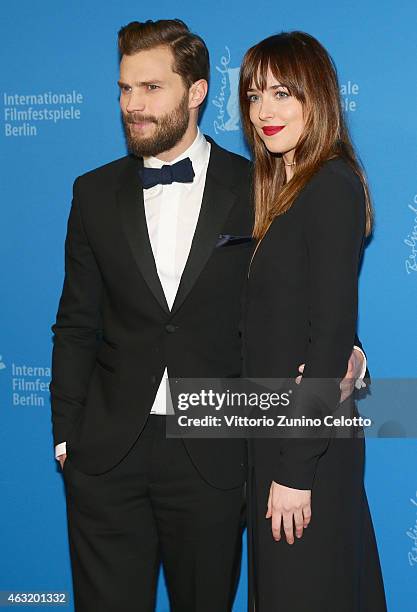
left=50, top=137, right=254, bottom=488
left=243, top=157, right=366, bottom=489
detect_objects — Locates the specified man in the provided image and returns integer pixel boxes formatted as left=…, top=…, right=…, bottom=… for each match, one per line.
left=50, top=19, right=367, bottom=612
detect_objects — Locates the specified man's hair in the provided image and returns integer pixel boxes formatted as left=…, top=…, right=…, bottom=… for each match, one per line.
left=118, top=19, right=210, bottom=89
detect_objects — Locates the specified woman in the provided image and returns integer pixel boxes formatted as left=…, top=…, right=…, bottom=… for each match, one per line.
left=239, top=32, right=387, bottom=611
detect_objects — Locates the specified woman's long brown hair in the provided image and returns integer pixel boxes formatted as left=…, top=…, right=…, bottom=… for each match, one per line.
left=239, top=31, right=373, bottom=239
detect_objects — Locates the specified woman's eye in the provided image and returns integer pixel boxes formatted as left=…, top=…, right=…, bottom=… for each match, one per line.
left=247, top=94, right=259, bottom=103
left=276, top=90, right=289, bottom=99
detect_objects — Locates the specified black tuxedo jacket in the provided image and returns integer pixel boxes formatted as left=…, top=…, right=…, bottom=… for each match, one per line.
left=50, top=137, right=254, bottom=488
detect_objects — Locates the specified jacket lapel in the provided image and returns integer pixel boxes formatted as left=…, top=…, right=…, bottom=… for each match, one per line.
left=171, top=139, right=237, bottom=314
left=117, top=156, right=170, bottom=314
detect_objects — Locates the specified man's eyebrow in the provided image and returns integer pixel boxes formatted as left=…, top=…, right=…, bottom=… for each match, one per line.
left=117, top=80, right=164, bottom=87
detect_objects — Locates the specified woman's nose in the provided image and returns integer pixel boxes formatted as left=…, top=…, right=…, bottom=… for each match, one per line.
left=258, top=101, right=274, bottom=121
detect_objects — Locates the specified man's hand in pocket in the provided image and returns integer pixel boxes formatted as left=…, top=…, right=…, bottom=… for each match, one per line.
left=58, top=454, right=67, bottom=470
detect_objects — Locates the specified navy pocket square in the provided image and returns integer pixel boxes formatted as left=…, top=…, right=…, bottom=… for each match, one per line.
left=216, top=234, right=254, bottom=247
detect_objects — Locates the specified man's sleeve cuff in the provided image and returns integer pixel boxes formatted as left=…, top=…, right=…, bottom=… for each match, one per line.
left=55, top=442, right=67, bottom=459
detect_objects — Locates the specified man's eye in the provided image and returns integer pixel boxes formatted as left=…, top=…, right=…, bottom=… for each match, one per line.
left=147, top=84, right=159, bottom=91
left=120, top=86, right=131, bottom=93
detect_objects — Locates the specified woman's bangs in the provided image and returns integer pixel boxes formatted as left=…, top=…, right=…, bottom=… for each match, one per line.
left=249, top=47, right=295, bottom=97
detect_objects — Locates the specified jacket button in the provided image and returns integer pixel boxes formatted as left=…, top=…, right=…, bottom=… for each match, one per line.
left=165, top=324, right=177, bottom=333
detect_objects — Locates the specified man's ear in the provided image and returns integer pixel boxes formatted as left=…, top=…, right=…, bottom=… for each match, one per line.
left=189, top=79, right=208, bottom=110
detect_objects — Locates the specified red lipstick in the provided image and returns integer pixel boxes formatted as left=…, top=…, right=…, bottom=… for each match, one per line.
left=262, top=125, right=285, bottom=136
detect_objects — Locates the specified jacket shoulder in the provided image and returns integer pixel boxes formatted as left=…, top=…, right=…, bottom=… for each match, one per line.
left=305, top=157, right=364, bottom=196
left=295, top=157, right=366, bottom=231
left=74, top=155, right=135, bottom=189
left=205, top=134, right=250, bottom=165
left=205, top=135, right=252, bottom=187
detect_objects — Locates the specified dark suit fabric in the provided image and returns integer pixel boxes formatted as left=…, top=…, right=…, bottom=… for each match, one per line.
left=242, top=158, right=387, bottom=611
left=51, top=138, right=253, bottom=485
left=51, top=138, right=253, bottom=611
left=63, top=415, right=244, bottom=612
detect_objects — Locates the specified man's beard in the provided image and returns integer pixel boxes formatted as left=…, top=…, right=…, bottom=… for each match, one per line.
left=122, top=92, right=190, bottom=158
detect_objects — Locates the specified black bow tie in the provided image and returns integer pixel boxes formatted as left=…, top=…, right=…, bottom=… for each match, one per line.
left=139, top=157, right=195, bottom=189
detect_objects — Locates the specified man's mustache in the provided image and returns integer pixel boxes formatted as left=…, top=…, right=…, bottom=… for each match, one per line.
left=124, top=113, right=158, bottom=124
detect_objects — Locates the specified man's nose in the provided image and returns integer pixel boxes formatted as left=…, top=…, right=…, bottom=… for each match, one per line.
left=125, top=89, right=146, bottom=113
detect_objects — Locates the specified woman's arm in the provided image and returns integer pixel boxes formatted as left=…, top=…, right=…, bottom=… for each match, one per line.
left=277, top=163, right=366, bottom=490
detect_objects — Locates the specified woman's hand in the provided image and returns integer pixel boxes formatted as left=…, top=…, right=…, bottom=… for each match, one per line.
left=266, top=481, right=311, bottom=544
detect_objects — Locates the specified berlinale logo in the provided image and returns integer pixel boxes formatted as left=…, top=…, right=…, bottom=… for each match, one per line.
left=212, top=46, right=240, bottom=134
left=404, top=195, right=417, bottom=274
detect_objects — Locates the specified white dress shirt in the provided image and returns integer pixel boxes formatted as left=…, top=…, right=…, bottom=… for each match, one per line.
left=144, top=129, right=211, bottom=414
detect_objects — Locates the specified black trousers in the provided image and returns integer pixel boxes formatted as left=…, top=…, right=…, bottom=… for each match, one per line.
left=63, top=415, right=245, bottom=612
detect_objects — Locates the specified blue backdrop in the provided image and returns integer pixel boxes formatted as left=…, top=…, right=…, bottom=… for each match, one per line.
left=1, top=1, right=416, bottom=610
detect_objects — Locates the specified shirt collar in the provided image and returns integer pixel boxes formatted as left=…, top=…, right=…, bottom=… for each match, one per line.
left=143, top=128, right=209, bottom=173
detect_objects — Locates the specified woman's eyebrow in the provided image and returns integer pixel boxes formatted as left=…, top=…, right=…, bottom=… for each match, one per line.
left=246, top=83, right=286, bottom=92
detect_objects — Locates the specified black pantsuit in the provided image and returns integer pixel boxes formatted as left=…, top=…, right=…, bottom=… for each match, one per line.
left=243, top=158, right=387, bottom=611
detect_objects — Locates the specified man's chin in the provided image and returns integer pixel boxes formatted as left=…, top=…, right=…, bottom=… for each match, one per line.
left=126, top=136, right=161, bottom=158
